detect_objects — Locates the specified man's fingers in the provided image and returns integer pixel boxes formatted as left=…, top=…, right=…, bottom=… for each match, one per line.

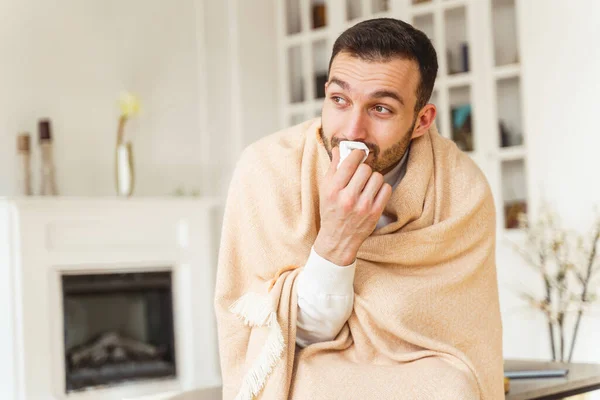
left=333, top=149, right=369, bottom=189
left=346, top=163, right=373, bottom=196
left=372, top=182, right=393, bottom=214
left=328, top=146, right=340, bottom=176
left=361, top=171, right=384, bottom=200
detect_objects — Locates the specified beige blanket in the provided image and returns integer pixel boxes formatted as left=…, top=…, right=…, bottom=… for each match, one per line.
left=214, top=118, right=503, bottom=399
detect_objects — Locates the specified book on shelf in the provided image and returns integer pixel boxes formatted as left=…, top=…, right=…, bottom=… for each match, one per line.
left=504, top=359, right=569, bottom=379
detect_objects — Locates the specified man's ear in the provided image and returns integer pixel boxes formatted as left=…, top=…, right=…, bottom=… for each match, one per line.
left=411, top=104, right=437, bottom=139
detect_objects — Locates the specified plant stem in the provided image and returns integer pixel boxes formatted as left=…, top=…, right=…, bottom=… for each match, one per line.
left=568, top=310, right=582, bottom=363
left=558, top=313, right=565, bottom=361
left=117, top=115, right=127, bottom=145
left=538, top=235, right=557, bottom=361
left=568, top=226, right=600, bottom=362
left=544, top=276, right=556, bottom=361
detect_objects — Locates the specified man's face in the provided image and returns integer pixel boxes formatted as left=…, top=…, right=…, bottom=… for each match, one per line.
left=320, top=52, right=423, bottom=175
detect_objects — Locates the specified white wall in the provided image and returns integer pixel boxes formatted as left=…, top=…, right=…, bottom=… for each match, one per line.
left=200, top=0, right=279, bottom=196
left=498, top=0, right=600, bottom=369
left=236, top=0, right=279, bottom=151
left=0, top=0, right=205, bottom=197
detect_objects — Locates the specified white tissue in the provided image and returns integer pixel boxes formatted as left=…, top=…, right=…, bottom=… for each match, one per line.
left=338, top=141, right=370, bottom=169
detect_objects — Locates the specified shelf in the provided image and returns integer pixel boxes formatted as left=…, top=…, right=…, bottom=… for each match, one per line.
left=449, top=85, right=474, bottom=152
left=497, top=76, right=523, bottom=147
left=283, top=27, right=330, bottom=47
left=494, top=63, right=520, bottom=80
left=410, top=2, right=436, bottom=17
left=498, top=145, right=525, bottom=161
left=501, top=159, right=527, bottom=230
left=446, top=72, right=473, bottom=88
left=371, top=0, right=390, bottom=14
left=445, top=6, right=470, bottom=76
left=311, top=0, right=328, bottom=30
left=313, top=39, right=329, bottom=99
left=309, top=25, right=329, bottom=37
left=411, top=0, right=468, bottom=16
left=278, top=0, right=530, bottom=237
left=287, top=46, right=304, bottom=104
left=492, top=0, right=519, bottom=66
left=443, top=0, right=469, bottom=11
left=345, top=0, right=391, bottom=23
left=285, top=0, right=301, bottom=35
left=412, top=13, right=435, bottom=47
left=369, top=10, right=393, bottom=19
left=346, top=0, right=362, bottom=21
left=344, top=12, right=393, bottom=30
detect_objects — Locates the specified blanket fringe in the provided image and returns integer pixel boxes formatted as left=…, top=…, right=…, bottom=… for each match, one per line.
left=230, top=292, right=285, bottom=400
left=230, top=292, right=272, bottom=327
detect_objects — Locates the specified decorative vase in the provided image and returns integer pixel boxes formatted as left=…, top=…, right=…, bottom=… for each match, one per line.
left=115, top=141, right=134, bottom=196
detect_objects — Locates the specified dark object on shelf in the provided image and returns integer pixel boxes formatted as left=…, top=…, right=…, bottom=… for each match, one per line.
left=38, top=119, right=59, bottom=196
left=500, top=121, right=511, bottom=147
left=312, top=4, right=326, bottom=29
left=447, top=43, right=469, bottom=75
left=39, top=119, right=52, bottom=140
left=315, top=73, right=327, bottom=99
left=504, top=200, right=527, bottom=229
left=499, top=121, right=524, bottom=147
left=461, top=42, right=470, bottom=72
left=451, top=104, right=473, bottom=152
left=17, top=133, right=33, bottom=196
left=505, top=367, right=569, bottom=379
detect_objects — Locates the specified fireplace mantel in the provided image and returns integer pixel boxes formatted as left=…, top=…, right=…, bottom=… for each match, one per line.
left=0, top=197, right=223, bottom=400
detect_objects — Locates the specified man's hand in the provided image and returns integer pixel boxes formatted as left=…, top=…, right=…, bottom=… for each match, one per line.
left=314, top=146, right=393, bottom=266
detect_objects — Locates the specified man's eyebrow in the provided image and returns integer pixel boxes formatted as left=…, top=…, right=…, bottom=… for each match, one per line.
left=328, top=77, right=405, bottom=106
left=370, top=89, right=404, bottom=106
left=328, top=77, right=350, bottom=91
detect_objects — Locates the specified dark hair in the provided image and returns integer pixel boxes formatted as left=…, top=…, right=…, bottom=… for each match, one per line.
left=328, top=18, right=438, bottom=113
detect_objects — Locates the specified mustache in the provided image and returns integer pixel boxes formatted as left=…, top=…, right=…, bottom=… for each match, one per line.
left=330, top=136, right=380, bottom=159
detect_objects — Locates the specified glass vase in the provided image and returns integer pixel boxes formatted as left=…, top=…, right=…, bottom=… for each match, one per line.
left=115, top=141, right=135, bottom=197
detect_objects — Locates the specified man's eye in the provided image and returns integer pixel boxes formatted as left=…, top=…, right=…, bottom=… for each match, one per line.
left=332, top=96, right=347, bottom=105
left=374, top=105, right=391, bottom=114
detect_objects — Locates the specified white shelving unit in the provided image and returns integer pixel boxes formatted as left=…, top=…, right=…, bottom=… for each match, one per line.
left=277, top=0, right=528, bottom=234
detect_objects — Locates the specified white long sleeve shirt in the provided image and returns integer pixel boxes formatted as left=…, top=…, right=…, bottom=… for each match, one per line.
left=296, top=149, right=410, bottom=347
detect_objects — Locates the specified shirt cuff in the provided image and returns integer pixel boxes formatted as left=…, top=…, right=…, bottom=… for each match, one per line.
left=298, top=246, right=356, bottom=297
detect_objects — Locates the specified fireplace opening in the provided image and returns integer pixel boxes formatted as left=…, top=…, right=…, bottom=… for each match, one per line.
left=62, top=271, right=176, bottom=392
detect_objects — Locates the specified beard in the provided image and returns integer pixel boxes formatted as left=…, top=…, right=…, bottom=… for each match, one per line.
left=319, top=118, right=416, bottom=174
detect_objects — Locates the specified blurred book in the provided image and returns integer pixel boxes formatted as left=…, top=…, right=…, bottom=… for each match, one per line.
left=504, top=359, right=569, bottom=379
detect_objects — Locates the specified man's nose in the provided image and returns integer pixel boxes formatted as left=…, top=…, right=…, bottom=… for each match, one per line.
left=344, top=110, right=368, bottom=141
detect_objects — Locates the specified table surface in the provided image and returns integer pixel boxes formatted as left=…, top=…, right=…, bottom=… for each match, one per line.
left=505, top=359, right=600, bottom=400
left=155, top=360, right=600, bottom=400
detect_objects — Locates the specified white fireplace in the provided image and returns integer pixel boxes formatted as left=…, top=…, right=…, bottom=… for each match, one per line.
left=0, top=197, right=223, bottom=400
